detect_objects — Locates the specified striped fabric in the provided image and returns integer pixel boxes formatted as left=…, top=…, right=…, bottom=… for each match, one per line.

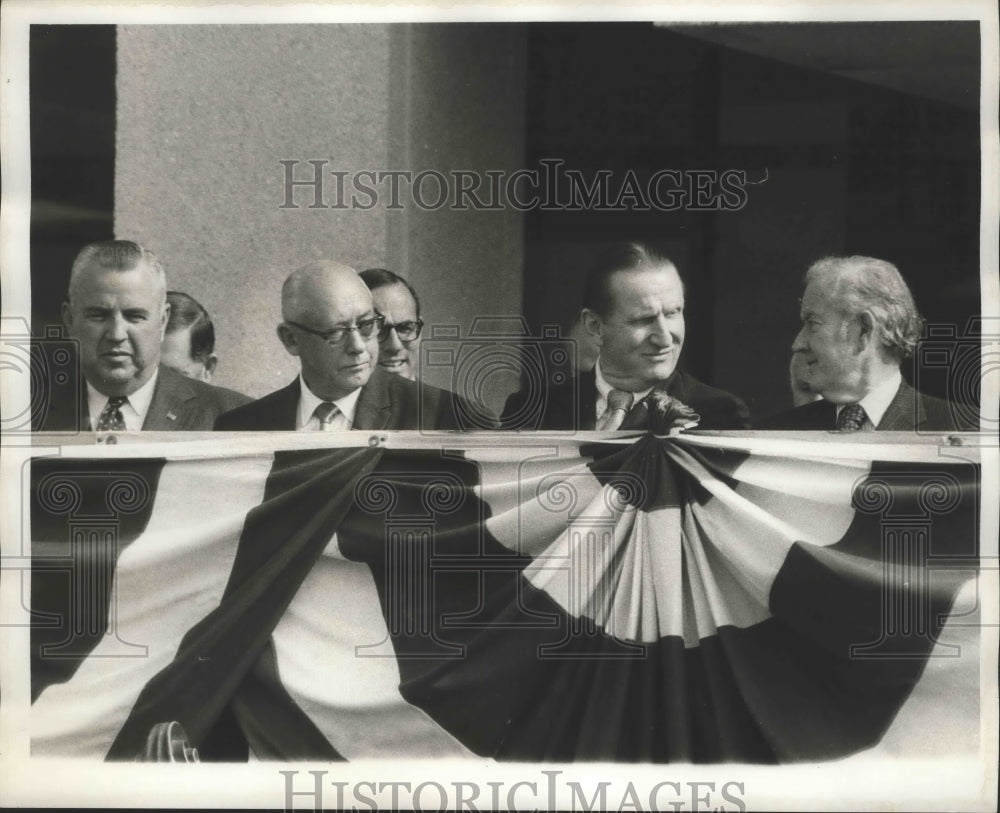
left=29, top=433, right=981, bottom=762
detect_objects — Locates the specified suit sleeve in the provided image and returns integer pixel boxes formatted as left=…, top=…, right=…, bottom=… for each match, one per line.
left=725, top=394, right=752, bottom=430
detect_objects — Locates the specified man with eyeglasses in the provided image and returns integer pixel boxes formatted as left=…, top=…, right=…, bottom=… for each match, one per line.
left=215, top=260, right=485, bottom=431
left=360, top=268, right=423, bottom=381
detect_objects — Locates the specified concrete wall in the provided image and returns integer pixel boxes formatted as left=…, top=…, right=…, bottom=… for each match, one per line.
left=116, top=24, right=525, bottom=403
left=385, top=24, right=526, bottom=403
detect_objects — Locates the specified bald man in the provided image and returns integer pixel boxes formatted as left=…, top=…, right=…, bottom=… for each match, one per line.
left=215, top=260, right=491, bottom=431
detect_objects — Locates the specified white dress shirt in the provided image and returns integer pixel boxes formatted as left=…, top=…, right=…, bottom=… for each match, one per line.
left=296, top=375, right=363, bottom=430
left=834, top=370, right=902, bottom=429
left=86, top=368, right=159, bottom=431
left=593, top=360, right=653, bottom=424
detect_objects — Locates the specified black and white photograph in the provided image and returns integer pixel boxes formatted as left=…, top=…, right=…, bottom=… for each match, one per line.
left=1, top=0, right=997, bottom=810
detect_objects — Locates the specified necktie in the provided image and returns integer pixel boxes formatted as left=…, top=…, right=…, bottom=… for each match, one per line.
left=96, top=396, right=127, bottom=431
left=836, top=402, right=868, bottom=432
left=596, top=389, right=634, bottom=430
left=313, top=401, right=339, bottom=429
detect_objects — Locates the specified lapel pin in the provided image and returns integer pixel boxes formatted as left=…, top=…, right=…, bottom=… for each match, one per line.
left=166, top=411, right=178, bottom=422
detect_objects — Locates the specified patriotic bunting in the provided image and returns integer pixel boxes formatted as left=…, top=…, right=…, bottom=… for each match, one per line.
left=29, top=433, right=981, bottom=763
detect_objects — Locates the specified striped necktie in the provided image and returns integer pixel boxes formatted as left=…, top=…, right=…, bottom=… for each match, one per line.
left=313, top=402, right=339, bottom=429
left=596, top=389, right=634, bottom=431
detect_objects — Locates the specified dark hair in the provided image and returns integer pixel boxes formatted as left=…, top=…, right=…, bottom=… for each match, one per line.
left=166, top=290, right=215, bottom=362
left=359, top=268, right=421, bottom=317
left=581, top=242, right=680, bottom=316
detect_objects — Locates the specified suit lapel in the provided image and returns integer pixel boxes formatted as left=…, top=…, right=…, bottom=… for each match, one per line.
left=812, top=400, right=838, bottom=429
left=256, top=379, right=300, bottom=431
left=876, top=381, right=920, bottom=430
left=275, top=381, right=301, bottom=430
left=142, top=366, right=194, bottom=430
left=353, top=368, right=392, bottom=430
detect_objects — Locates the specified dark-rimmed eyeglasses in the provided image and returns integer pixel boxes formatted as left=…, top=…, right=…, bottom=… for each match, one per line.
left=285, top=315, right=385, bottom=346
left=379, top=318, right=424, bottom=343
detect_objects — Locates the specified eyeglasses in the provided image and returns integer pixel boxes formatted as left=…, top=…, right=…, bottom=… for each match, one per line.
left=285, top=315, right=385, bottom=345
left=379, top=318, right=424, bottom=343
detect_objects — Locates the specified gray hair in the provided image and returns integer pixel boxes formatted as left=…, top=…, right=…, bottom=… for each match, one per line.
left=68, top=240, right=167, bottom=303
left=805, top=255, right=924, bottom=360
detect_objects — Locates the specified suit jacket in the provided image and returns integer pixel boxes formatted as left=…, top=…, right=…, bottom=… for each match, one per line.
left=500, top=367, right=751, bottom=431
left=34, top=364, right=252, bottom=432
left=214, top=367, right=497, bottom=431
left=758, top=380, right=976, bottom=431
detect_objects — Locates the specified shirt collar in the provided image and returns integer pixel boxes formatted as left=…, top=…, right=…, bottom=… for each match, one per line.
left=834, top=370, right=902, bottom=428
left=593, top=359, right=654, bottom=420
left=86, top=367, right=159, bottom=431
left=296, top=374, right=363, bottom=430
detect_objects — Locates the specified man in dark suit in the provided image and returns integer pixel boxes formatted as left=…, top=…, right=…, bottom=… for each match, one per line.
left=760, top=255, right=975, bottom=432
left=359, top=268, right=424, bottom=382
left=216, top=260, right=492, bottom=431
left=501, top=242, right=750, bottom=431
left=36, top=240, right=250, bottom=432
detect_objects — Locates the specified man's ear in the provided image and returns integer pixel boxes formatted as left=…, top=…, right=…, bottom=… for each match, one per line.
left=202, top=354, right=218, bottom=381
left=61, top=301, right=74, bottom=334
left=160, top=301, right=171, bottom=340
left=856, top=311, right=876, bottom=352
left=581, top=309, right=604, bottom=347
left=276, top=323, right=300, bottom=356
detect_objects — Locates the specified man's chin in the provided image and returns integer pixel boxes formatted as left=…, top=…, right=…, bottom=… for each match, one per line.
left=379, top=360, right=412, bottom=378
left=340, top=366, right=373, bottom=389
left=644, top=359, right=679, bottom=384
left=91, top=366, right=145, bottom=396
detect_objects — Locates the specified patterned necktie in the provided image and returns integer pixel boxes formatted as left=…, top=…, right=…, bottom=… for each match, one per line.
left=313, top=401, right=339, bottom=430
left=96, top=396, right=128, bottom=432
left=596, top=389, right=634, bottom=431
left=836, top=402, right=868, bottom=432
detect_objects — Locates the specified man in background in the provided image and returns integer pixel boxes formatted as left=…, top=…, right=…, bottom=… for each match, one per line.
left=359, top=268, right=424, bottom=381
left=760, top=255, right=974, bottom=431
left=216, top=260, right=492, bottom=431
left=161, top=291, right=218, bottom=381
left=501, top=242, right=750, bottom=431
left=39, top=239, right=250, bottom=431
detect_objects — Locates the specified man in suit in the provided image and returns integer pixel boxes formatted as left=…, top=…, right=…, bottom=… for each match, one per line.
left=215, top=260, right=492, bottom=431
left=359, top=268, right=424, bottom=381
left=760, top=255, right=974, bottom=432
left=37, top=240, right=250, bottom=432
left=501, top=242, right=750, bottom=431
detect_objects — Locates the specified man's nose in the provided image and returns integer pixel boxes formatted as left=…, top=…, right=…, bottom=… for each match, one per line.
left=344, top=326, right=367, bottom=353
left=791, top=326, right=808, bottom=353
left=381, top=327, right=404, bottom=352
left=649, top=314, right=673, bottom=345
left=105, top=314, right=128, bottom=341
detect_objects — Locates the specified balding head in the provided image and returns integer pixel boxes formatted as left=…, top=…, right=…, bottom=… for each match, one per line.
left=281, top=260, right=372, bottom=324
left=276, top=260, right=382, bottom=401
